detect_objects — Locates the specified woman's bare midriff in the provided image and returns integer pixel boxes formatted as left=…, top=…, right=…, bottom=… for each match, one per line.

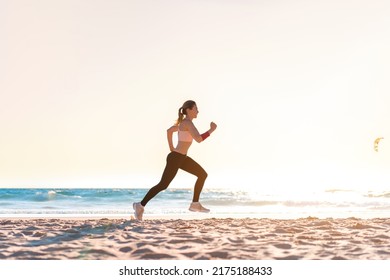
left=174, top=141, right=192, bottom=155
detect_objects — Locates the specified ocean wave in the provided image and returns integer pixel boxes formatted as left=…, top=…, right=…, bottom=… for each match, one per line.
left=365, top=192, right=390, bottom=198
left=205, top=199, right=279, bottom=207
left=1, top=188, right=389, bottom=219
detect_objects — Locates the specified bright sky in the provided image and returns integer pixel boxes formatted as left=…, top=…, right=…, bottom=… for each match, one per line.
left=1, top=0, right=390, bottom=192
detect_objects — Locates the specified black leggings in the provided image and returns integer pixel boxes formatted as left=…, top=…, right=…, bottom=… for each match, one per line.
left=141, top=151, right=208, bottom=206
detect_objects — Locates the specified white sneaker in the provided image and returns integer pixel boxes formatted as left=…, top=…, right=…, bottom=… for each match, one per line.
left=189, top=202, right=210, bottom=213
left=133, top=202, right=144, bottom=220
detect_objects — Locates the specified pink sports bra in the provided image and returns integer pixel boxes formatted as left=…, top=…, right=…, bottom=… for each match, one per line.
left=178, top=128, right=193, bottom=142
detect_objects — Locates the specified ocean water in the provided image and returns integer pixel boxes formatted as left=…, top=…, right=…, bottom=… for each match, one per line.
left=0, top=188, right=389, bottom=219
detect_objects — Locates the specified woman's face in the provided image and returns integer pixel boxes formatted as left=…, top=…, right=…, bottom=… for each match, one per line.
left=186, top=105, right=199, bottom=119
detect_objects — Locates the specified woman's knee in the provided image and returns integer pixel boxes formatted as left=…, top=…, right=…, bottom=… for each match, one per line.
left=200, top=170, right=208, bottom=181
left=152, top=182, right=169, bottom=192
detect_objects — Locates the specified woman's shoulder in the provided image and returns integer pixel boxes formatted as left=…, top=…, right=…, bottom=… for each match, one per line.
left=167, top=125, right=179, bottom=132
left=180, top=119, right=193, bottom=130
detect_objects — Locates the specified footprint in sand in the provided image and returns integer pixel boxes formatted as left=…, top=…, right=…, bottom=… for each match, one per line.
left=119, top=246, right=133, bottom=253
left=209, top=251, right=230, bottom=258
left=141, top=253, right=176, bottom=259
left=273, top=243, right=292, bottom=250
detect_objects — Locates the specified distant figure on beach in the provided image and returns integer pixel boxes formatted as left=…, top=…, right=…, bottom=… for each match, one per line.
left=133, top=100, right=217, bottom=220
left=374, top=137, right=384, bottom=152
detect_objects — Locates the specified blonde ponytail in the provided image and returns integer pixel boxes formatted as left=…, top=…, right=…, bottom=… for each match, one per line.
left=175, top=107, right=184, bottom=125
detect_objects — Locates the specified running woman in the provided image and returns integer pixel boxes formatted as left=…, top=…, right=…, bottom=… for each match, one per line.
left=133, top=100, right=217, bottom=220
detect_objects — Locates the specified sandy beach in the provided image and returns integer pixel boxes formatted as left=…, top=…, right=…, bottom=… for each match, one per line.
left=0, top=217, right=389, bottom=260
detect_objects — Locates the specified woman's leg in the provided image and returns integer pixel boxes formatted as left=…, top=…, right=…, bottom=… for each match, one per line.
left=180, top=156, right=208, bottom=202
left=140, top=152, right=185, bottom=206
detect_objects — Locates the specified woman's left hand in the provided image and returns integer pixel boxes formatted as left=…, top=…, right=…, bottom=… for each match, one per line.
left=210, top=122, right=217, bottom=132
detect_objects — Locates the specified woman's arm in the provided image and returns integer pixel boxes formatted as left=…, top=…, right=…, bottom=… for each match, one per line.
left=185, top=120, right=217, bottom=143
left=167, top=125, right=178, bottom=151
